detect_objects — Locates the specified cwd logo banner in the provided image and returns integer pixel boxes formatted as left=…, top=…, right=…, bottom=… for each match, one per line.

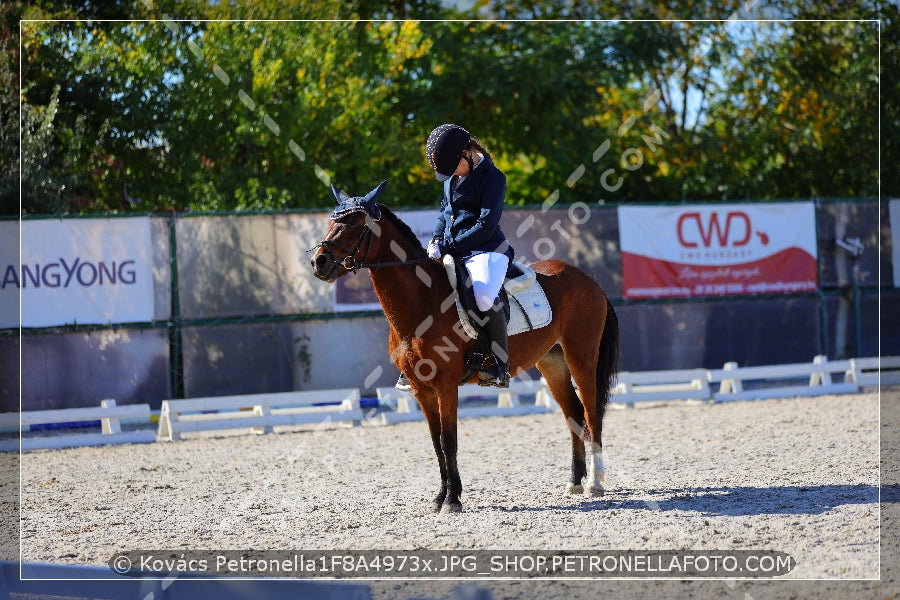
left=619, top=203, right=818, bottom=299
left=0, top=218, right=154, bottom=328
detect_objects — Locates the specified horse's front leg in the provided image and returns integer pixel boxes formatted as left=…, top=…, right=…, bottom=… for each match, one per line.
left=435, top=383, right=462, bottom=513
left=439, top=423, right=462, bottom=513
left=415, top=388, right=449, bottom=512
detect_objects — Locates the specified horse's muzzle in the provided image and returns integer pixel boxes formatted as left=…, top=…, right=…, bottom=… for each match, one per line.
left=310, top=249, right=338, bottom=282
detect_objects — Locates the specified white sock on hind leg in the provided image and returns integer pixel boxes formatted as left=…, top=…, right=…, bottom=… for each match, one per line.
left=587, top=443, right=605, bottom=495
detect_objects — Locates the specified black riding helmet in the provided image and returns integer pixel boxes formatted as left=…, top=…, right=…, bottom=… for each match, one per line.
left=426, top=124, right=472, bottom=182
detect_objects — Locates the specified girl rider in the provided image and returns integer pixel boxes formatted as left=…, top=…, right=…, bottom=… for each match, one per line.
left=397, top=123, right=512, bottom=390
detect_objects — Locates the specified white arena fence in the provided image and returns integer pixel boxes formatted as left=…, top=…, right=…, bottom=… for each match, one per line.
left=0, top=400, right=155, bottom=451
left=2, top=355, right=896, bottom=451
left=156, top=388, right=364, bottom=442
left=377, top=379, right=556, bottom=424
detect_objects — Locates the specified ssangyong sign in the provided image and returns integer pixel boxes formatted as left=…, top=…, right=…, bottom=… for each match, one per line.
left=0, top=218, right=154, bottom=327
left=618, top=202, right=818, bottom=299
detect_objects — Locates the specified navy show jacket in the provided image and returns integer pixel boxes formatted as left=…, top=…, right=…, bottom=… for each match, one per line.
left=432, top=155, right=513, bottom=260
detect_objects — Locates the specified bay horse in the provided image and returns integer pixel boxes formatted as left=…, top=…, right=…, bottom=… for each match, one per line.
left=310, top=180, right=619, bottom=513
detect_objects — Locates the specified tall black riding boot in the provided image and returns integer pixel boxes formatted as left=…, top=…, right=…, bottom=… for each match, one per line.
left=478, top=299, right=510, bottom=388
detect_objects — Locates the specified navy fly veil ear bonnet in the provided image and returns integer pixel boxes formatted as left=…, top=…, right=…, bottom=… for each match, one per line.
left=330, top=180, right=387, bottom=220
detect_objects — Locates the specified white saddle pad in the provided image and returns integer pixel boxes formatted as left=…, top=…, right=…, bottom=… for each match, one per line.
left=443, top=256, right=553, bottom=340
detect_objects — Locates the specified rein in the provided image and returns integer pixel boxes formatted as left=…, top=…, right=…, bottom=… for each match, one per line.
left=310, top=217, right=429, bottom=272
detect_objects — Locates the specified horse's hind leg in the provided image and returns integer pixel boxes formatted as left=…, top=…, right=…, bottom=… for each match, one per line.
left=585, top=433, right=605, bottom=497
left=536, top=345, right=588, bottom=495
left=560, top=337, right=606, bottom=497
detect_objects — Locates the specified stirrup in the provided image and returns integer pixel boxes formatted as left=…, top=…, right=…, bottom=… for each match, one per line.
left=459, top=348, right=488, bottom=386
left=395, top=374, right=412, bottom=392
left=477, top=361, right=510, bottom=388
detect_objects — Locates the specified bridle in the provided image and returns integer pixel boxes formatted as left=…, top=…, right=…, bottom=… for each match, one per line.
left=309, top=212, right=428, bottom=273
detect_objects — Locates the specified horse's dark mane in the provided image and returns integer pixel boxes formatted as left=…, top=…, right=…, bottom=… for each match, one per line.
left=377, top=204, right=427, bottom=257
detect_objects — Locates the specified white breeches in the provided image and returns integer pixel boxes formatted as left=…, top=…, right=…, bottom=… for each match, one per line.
left=464, top=252, right=510, bottom=312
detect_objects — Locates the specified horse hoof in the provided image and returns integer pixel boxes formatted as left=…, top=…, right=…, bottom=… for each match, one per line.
left=566, top=483, right=584, bottom=495
left=441, top=502, right=463, bottom=514
left=588, top=484, right=605, bottom=497
left=432, top=501, right=443, bottom=513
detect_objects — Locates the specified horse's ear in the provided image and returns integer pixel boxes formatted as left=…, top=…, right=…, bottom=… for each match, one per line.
left=331, top=184, right=351, bottom=205
left=363, top=180, right=388, bottom=205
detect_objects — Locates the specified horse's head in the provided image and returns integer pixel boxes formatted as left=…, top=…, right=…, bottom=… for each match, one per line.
left=310, top=180, right=387, bottom=282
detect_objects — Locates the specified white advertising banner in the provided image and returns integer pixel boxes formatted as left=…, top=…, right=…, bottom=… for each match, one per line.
left=619, top=202, right=818, bottom=299
left=891, top=199, right=900, bottom=288
left=0, top=222, right=18, bottom=329
left=0, top=218, right=154, bottom=327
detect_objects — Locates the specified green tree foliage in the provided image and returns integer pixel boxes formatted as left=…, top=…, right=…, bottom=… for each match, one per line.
left=710, top=18, right=881, bottom=199
left=0, top=2, right=23, bottom=214
left=4, top=0, right=895, bottom=215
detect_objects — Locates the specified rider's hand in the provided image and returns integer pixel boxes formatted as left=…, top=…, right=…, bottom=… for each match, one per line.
left=426, top=240, right=441, bottom=260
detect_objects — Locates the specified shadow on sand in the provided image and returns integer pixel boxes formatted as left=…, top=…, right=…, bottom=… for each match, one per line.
left=496, top=483, right=890, bottom=516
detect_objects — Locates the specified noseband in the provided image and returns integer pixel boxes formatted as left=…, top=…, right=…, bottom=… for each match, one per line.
left=310, top=213, right=428, bottom=272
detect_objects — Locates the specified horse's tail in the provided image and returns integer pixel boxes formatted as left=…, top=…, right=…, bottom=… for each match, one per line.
left=596, top=297, right=619, bottom=410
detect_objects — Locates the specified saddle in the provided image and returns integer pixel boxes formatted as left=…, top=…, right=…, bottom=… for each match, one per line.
left=442, top=255, right=553, bottom=340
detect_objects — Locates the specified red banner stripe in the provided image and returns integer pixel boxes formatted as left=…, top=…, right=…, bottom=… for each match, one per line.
left=622, top=248, right=818, bottom=299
